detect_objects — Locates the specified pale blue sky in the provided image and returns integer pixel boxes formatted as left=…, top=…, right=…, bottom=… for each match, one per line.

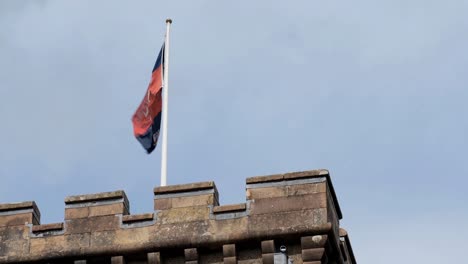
left=1, top=1, right=468, bottom=263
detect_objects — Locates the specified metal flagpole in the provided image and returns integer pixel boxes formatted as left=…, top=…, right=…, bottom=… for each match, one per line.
left=161, top=18, right=171, bottom=186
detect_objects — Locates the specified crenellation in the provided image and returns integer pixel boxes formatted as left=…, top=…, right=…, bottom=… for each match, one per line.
left=122, top=213, right=154, bottom=224
left=65, top=190, right=130, bottom=219
left=154, top=181, right=219, bottom=211
left=245, top=169, right=342, bottom=219
left=31, top=222, right=64, bottom=234
left=0, top=201, right=40, bottom=215
left=212, top=203, right=249, bottom=220
left=0, top=169, right=356, bottom=264
left=0, top=201, right=41, bottom=227
left=213, top=203, right=246, bottom=214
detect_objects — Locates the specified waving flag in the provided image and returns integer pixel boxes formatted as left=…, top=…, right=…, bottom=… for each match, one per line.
left=132, top=45, right=164, bottom=154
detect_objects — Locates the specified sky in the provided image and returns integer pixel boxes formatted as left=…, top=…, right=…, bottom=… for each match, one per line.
left=1, top=0, right=467, bottom=263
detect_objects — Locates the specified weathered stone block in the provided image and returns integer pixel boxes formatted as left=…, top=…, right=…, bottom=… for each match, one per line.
left=248, top=209, right=329, bottom=235
left=157, top=206, right=210, bottom=224
left=261, top=253, right=274, bottom=264
left=154, top=198, right=172, bottom=210
left=223, top=244, right=237, bottom=264
left=261, top=240, right=275, bottom=254
left=30, top=233, right=90, bottom=256
left=65, top=207, right=89, bottom=220
left=224, top=256, right=237, bottom=264
left=0, top=213, right=35, bottom=227
left=246, top=187, right=287, bottom=200
left=91, top=227, right=152, bottom=248
left=250, top=193, right=327, bottom=215
left=223, top=244, right=237, bottom=257
left=246, top=183, right=326, bottom=200
left=155, top=195, right=216, bottom=210
left=302, top=248, right=325, bottom=262
left=89, top=203, right=128, bottom=217
left=301, top=235, right=328, bottom=249
left=286, top=182, right=326, bottom=196
left=65, top=190, right=130, bottom=221
left=208, top=217, right=248, bottom=240
left=65, top=215, right=120, bottom=234
left=261, top=240, right=275, bottom=264
left=0, top=226, right=29, bottom=257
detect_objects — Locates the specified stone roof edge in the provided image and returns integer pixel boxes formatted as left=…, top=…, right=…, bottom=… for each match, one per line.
left=246, top=169, right=343, bottom=219
left=340, top=228, right=357, bottom=264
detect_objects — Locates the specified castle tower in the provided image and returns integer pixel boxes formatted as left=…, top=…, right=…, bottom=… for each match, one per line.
left=0, top=169, right=356, bottom=264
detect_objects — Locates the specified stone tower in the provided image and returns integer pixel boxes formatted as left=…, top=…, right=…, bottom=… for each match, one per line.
left=0, top=169, right=356, bottom=264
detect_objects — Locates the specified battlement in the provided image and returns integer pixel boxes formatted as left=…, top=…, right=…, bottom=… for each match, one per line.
left=0, top=169, right=356, bottom=264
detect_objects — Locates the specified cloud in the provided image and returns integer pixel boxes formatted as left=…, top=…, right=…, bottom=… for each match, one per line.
left=1, top=1, right=467, bottom=263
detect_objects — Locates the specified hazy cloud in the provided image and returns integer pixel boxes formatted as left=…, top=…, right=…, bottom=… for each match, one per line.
left=1, top=1, right=467, bottom=263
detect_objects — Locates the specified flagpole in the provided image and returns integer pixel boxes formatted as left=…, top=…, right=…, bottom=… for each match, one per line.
left=161, top=18, right=171, bottom=187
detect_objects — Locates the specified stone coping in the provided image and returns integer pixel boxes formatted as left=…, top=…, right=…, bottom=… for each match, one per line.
left=65, top=190, right=128, bottom=205
left=246, top=169, right=342, bottom=219
left=0, top=201, right=41, bottom=218
left=0, top=169, right=356, bottom=263
left=154, top=181, right=217, bottom=195
left=246, top=169, right=329, bottom=184
left=32, top=222, right=64, bottom=233
left=122, top=213, right=154, bottom=223
left=213, top=203, right=246, bottom=214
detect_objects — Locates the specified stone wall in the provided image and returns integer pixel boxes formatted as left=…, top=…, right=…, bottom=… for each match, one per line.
left=0, top=169, right=356, bottom=264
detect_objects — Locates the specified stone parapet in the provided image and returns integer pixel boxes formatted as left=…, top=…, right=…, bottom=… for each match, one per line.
left=65, top=190, right=130, bottom=220
left=0, top=169, right=356, bottom=264
left=154, top=181, right=219, bottom=210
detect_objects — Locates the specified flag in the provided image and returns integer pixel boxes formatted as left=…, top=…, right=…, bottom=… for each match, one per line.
left=132, top=44, right=164, bottom=154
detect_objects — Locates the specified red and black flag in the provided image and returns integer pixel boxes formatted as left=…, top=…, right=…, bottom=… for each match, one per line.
left=132, top=45, right=164, bottom=154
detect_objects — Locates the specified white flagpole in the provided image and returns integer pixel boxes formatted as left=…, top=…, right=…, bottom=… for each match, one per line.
left=161, top=18, right=171, bottom=186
